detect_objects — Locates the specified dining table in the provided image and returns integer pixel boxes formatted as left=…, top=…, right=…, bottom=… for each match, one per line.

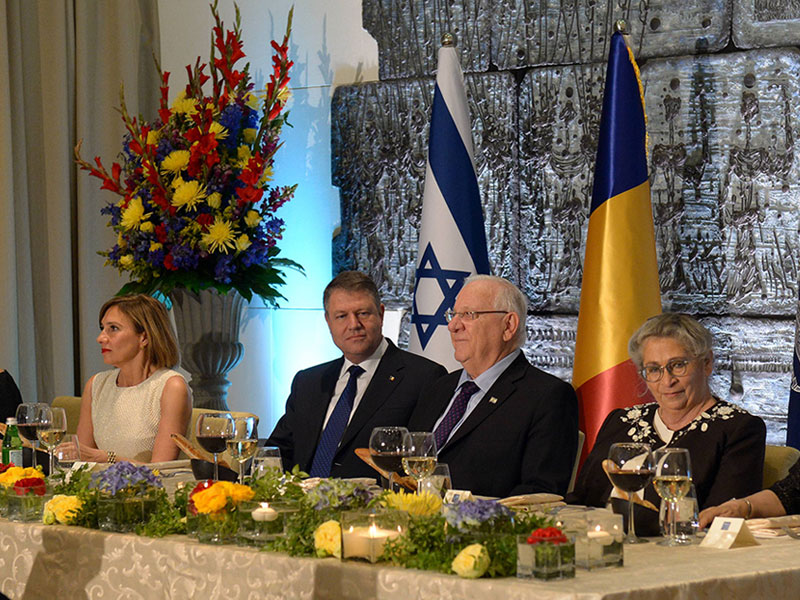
left=2, top=515, right=800, bottom=599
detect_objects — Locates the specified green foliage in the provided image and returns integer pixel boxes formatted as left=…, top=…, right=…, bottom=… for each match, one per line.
left=248, top=464, right=307, bottom=502
left=137, top=489, right=186, bottom=538
left=383, top=515, right=456, bottom=573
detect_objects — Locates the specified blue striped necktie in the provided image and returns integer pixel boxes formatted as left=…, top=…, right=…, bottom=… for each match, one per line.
left=309, top=364, right=365, bottom=477
left=434, top=380, right=480, bottom=450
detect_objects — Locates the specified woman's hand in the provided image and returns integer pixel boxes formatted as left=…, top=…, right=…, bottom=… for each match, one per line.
left=80, top=445, right=109, bottom=463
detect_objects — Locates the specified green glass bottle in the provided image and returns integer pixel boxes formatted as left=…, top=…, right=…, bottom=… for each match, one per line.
left=2, top=417, right=24, bottom=466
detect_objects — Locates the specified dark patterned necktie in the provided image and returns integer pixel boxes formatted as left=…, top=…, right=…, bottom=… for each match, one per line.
left=309, top=364, right=365, bottom=477
left=433, top=381, right=480, bottom=450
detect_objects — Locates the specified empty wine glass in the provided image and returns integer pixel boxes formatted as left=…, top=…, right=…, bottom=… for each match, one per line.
left=38, top=407, right=67, bottom=476
left=607, top=442, right=654, bottom=544
left=401, top=431, right=437, bottom=494
left=54, top=434, right=81, bottom=472
left=253, top=446, right=282, bottom=478
left=369, top=426, right=409, bottom=488
left=652, top=447, right=693, bottom=546
left=417, top=463, right=452, bottom=497
left=227, top=416, right=258, bottom=484
left=195, top=412, right=234, bottom=480
left=16, top=403, right=52, bottom=470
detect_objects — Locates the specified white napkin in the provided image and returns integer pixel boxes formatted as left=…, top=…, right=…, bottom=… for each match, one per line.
left=498, top=492, right=564, bottom=509
left=746, top=514, right=800, bottom=537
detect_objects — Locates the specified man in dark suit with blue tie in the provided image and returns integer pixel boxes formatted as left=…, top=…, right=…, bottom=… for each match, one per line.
left=409, top=275, right=578, bottom=498
left=268, top=271, right=447, bottom=479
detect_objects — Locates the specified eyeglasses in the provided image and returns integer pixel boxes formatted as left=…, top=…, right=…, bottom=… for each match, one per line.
left=444, top=309, right=508, bottom=323
left=640, top=358, right=695, bottom=382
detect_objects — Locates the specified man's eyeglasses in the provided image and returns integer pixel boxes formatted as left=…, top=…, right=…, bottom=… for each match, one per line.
left=640, top=358, right=695, bottom=382
left=444, top=309, right=508, bottom=323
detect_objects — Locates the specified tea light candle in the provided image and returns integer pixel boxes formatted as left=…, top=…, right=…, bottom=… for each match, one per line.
left=341, top=522, right=399, bottom=563
left=252, top=502, right=279, bottom=522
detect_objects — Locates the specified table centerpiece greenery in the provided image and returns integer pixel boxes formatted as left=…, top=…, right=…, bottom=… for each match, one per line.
left=75, top=1, right=301, bottom=305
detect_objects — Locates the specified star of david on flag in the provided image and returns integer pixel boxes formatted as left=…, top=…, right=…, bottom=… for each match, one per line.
left=409, top=39, right=489, bottom=372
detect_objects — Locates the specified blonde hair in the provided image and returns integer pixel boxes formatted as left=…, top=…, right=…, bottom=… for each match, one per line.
left=99, top=294, right=179, bottom=369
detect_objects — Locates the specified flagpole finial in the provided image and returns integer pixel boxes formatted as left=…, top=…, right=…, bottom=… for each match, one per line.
left=615, top=19, right=628, bottom=34
left=441, top=33, right=456, bottom=47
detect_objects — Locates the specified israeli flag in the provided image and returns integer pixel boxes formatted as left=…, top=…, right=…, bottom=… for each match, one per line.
left=409, top=41, right=490, bottom=372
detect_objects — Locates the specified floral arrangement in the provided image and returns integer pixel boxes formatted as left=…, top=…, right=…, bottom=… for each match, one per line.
left=527, top=526, right=569, bottom=544
left=451, top=544, right=491, bottom=579
left=43, top=495, right=84, bottom=525
left=189, top=480, right=254, bottom=514
left=0, top=463, right=12, bottom=474
left=75, top=1, right=300, bottom=304
left=381, top=490, right=442, bottom=517
left=0, top=466, right=44, bottom=489
left=443, top=497, right=514, bottom=533
left=13, top=477, right=47, bottom=497
left=304, top=478, right=376, bottom=512
left=89, top=462, right=163, bottom=496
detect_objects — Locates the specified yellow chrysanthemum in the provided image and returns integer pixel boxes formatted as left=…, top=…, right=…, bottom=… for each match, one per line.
left=161, top=150, right=191, bottom=174
left=209, top=122, right=228, bottom=139
left=244, top=92, right=260, bottom=110
left=236, top=145, right=253, bottom=169
left=260, top=164, right=274, bottom=184
left=146, top=130, right=160, bottom=146
left=235, top=234, right=251, bottom=253
left=119, top=254, right=134, bottom=268
left=244, top=210, right=261, bottom=228
left=0, top=466, right=44, bottom=488
left=381, top=490, right=442, bottom=517
left=171, top=91, right=198, bottom=115
left=206, top=192, right=222, bottom=209
left=242, top=128, right=257, bottom=144
left=43, top=494, right=83, bottom=525
left=120, top=196, right=151, bottom=230
left=140, top=222, right=154, bottom=233
left=171, top=176, right=185, bottom=189
left=171, top=179, right=207, bottom=211
left=201, top=216, right=237, bottom=254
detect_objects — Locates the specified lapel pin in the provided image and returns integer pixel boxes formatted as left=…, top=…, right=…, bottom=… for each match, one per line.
left=389, top=375, right=395, bottom=381
left=489, top=397, right=498, bottom=404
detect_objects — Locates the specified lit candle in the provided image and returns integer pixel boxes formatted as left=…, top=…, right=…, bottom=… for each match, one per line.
left=341, top=522, right=399, bottom=563
left=252, top=502, right=279, bottom=522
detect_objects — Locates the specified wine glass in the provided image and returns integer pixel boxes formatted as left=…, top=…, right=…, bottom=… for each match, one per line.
left=607, top=442, right=654, bottom=544
left=652, top=447, right=693, bottom=546
left=253, top=446, right=283, bottom=478
left=16, top=403, right=52, bottom=470
left=417, top=463, right=452, bottom=498
left=368, top=426, right=409, bottom=488
left=401, top=431, right=437, bottom=494
left=227, top=416, right=258, bottom=484
left=38, top=407, right=67, bottom=476
left=53, top=434, right=81, bottom=472
left=195, top=412, right=235, bottom=480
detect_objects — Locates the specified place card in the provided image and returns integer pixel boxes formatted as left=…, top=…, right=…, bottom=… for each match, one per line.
left=444, top=489, right=474, bottom=503
left=700, top=517, right=760, bottom=549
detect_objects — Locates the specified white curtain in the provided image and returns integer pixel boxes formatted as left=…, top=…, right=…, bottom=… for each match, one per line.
left=0, top=0, right=161, bottom=404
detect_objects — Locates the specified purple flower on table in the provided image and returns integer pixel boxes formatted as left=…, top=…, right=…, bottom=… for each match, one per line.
left=89, top=461, right=163, bottom=496
left=306, top=479, right=376, bottom=511
left=443, top=498, right=513, bottom=532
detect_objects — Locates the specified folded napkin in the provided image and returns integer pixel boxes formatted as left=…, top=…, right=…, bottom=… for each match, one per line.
left=498, top=493, right=564, bottom=511
left=147, top=459, right=191, bottom=471
left=747, top=514, right=800, bottom=537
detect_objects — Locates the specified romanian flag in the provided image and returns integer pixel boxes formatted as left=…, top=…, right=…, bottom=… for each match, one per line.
left=572, top=30, right=662, bottom=461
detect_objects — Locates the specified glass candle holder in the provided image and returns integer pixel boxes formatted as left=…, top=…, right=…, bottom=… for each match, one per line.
left=557, top=508, right=623, bottom=570
left=340, top=509, right=407, bottom=563
left=6, top=486, right=51, bottom=522
left=517, top=532, right=576, bottom=580
left=96, top=490, right=159, bottom=533
left=195, top=510, right=238, bottom=544
left=237, top=500, right=297, bottom=546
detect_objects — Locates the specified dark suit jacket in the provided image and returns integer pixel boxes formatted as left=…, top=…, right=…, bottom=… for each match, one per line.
left=409, top=352, right=578, bottom=498
left=267, top=339, right=447, bottom=479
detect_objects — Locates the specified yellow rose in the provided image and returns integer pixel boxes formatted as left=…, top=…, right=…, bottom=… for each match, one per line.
left=314, top=520, right=342, bottom=558
left=146, top=130, right=160, bottom=146
left=43, top=494, right=83, bottom=525
left=244, top=210, right=261, bottom=227
left=451, top=543, right=490, bottom=579
left=140, top=222, right=154, bottom=233
left=206, top=192, right=222, bottom=209
left=242, top=128, right=257, bottom=144
left=235, top=234, right=251, bottom=253
left=193, top=485, right=228, bottom=514
left=119, top=254, right=134, bottom=268
left=0, top=466, right=44, bottom=488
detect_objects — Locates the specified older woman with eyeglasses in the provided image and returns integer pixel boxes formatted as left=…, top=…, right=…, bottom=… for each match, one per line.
left=568, top=313, right=766, bottom=531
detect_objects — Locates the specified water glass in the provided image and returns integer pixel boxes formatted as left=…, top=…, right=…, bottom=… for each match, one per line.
left=417, top=463, right=452, bottom=497
left=53, top=435, right=81, bottom=472
left=253, top=446, right=283, bottom=478
left=659, top=482, right=699, bottom=543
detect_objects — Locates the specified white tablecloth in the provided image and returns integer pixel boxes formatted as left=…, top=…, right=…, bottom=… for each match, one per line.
left=2, top=519, right=800, bottom=599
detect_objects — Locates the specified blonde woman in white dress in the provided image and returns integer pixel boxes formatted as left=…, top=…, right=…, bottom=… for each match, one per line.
left=77, top=294, right=191, bottom=463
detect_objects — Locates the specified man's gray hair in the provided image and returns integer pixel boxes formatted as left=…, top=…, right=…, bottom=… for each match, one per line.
left=463, top=274, right=528, bottom=348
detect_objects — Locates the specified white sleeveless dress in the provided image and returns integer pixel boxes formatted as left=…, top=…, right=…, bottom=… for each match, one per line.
left=91, top=368, right=185, bottom=462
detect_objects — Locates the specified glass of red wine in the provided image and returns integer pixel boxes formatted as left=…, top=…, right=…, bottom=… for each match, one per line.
left=607, top=442, right=654, bottom=544
left=195, top=412, right=235, bottom=480
left=368, top=426, right=409, bottom=488
left=15, top=403, right=52, bottom=470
